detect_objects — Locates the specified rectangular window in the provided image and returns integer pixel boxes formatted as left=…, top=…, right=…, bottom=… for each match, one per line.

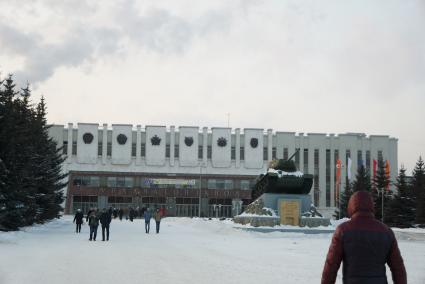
left=326, top=149, right=331, bottom=207
left=198, top=145, right=203, bottom=159
left=107, top=177, right=116, bottom=187
left=131, top=143, right=136, bottom=157
left=294, top=148, right=300, bottom=169
left=240, top=180, right=250, bottom=190
left=125, top=177, right=133, bottom=188
left=207, top=179, right=216, bottom=189
left=231, top=147, right=236, bottom=160
left=283, top=148, right=288, bottom=160
left=116, top=177, right=126, bottom=187
left=216, top=179, right=225, bottom=189
left=263, top=147, right=268, bottom=161
left=98, top=142, right=102, bottom=156
left=224, top=179, right=233, bottom=189
left=357, top=150, right=363, bottom=167
left=314, top=149, right=320, bottom=206
left=272, top=147, right=277, bottom=159
left=166, top=145, right=170, bottom=158
left=303, top=149, right=309, bottom=174
left=72, top=141, right=77, bottom=155
left=366, top=150, right=371, bottom=171
left=63, top=141, right=68, bottom=155
left=207, top=146, right=212, bottom=159
left=141, top=143, right=145, bottom=157
left=174, top=145, right=179, bottom=158
left=240, top=147, right=245, bottom=160
left=377, top=150, right=383, bottom=162
left=107, top=142, right=112, bottom=156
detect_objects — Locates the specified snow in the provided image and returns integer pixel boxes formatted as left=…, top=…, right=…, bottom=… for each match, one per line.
left=1, top=216, right=425, bottom=284
left=267, top=168, right=304, bottom=177
left=238, top=207, right=278, bottom=217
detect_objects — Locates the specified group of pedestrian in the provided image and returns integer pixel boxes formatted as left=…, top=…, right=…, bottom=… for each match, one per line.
left=143, top=208, right=162, bottom=234
left=73, top=207, right=164, bottom=241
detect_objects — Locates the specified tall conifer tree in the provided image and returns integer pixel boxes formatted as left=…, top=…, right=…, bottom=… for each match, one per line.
left=373, top=158, right=392, bottom=223
left=352, top=165, right=372, bottom=192
left=412, top=157, right=425, bottom=226
left=334, top=177, right=353, bottom=219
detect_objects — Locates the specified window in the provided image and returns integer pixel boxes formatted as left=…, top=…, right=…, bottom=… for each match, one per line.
left=294, top=148, right=300, bottom=169
left=116, top=177, right=126, bottom=187
left=207, top=146, right=212, bottom=159
left=98, top=142, right=102, bottom=156
left=231, top=147, right=236, bottom=160
left=141, top=143, right=145, bottom=157
left=207, top=179, right=216, bottom=189
left=63, top=141, right=68, bottom=155
left=72, top=141, right=77, bottom=155
left=303, top=149, right=309, bottom=174
left=107, top=177, right=116, bottom=187
left=326, top=149, right=331, bottom=207
left=377, top=150, right=383, bottom=162
left=131, top=143, right=136, bottom=157
left=216, top=179, right=225, bottom=189
left=272, top=147, right=277, bottom=159
left=240, top=180, right=250, bottom=190
left=224, top=180, right=233, bottom=189
left=314, top=149, right=320, bottom=206
left=366, top=150, right=371, bottom=171
left=263, top=147, right=268, bottom=161
left=125, top=177, right=133, bottom=188
left=174, top=145, right=179, bottom=158
left=166, top=145, right=170, bottom=158
left=240, top=147, right=244, bottom=160
left=107, top=142, right=112, bottom=156
left=283, top=148, right=288, bottom=160
left=198, top=145, right=203, bottom=159
left=357, top=150, right=363, bottom=167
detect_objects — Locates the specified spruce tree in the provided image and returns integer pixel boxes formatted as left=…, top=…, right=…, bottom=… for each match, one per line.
left=334, top=177, right=353, bottom=219
left=412, top=156, right=425, bottom=226
left=385, top=166, right=415, bottom=228
left=352, top=165, right=372, bottom=192
left=373, top=158, right=392, bottom=223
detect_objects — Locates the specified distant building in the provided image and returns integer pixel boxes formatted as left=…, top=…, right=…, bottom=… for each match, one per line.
left=49, top=123, right=398, bottom=218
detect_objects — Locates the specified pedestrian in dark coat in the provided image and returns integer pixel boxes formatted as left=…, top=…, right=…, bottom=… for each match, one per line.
left=129, top=207, right=134, bottom=222
left=88, top=210, right=99, bottom=241
left=144, top=209, right=152, bottom=234
left=73, top=209, right=84, bottom=233
left=153, top=208, right=162, bottom=234
left=99, top=208, right=112, bottom=241
left=113, top=208, right=118, bottom=219
left=321, top=191, right=407, bottom=284
left=86, top=208, right=94, bottom=222
left=118, top=208, right=123, bottom=221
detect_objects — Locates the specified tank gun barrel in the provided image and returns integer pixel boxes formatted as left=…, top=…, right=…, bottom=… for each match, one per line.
left=287, top=148, right=300, bottom=161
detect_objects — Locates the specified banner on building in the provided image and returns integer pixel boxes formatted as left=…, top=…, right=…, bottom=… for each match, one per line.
left=385, top=160, right=390, bottom=190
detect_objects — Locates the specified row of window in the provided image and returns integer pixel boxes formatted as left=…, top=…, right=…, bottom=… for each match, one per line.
left=72, top=176, right=255, bottom=190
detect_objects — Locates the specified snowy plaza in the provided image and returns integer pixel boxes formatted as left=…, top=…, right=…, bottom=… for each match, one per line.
left=1, top=216, right=425, bottom=284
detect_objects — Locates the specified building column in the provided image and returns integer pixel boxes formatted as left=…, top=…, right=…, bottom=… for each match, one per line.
left=136, top=125, right=141, bottom=165
left=67, top=123, right=73, bottom=164
left=170, top=126, right=175, bottom=166
left=203, top=127, right=208, bottom=166
left=267, top=129, right=273, bottom=163
left=299, top=133, right=304, bottom=172
left=102, top=124, right=107, bottom=165
left=235, top=128, right=240, bottom=168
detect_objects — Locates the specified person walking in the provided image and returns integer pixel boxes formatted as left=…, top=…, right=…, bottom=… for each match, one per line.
left=88, top=209, right=100, bottom=241
left=73, top=209, right=84, bottom=233
left=86, top=207, right=94, bottom=222
left=321, top=191, right=407, bottom=284
left=99, top=208, right=112, bottom=241
left=153, top=208, right=162, bottom=234
left=118, top=208, right=123, bottom=221
left=129, top=207, right=134, bottom=222
left=144, top=208, right=152, bottom=234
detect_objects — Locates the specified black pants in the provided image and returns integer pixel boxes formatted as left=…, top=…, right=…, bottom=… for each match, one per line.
left=145, top=221, right=150, bottom=233
left=102, top=224, right=110, bottom=241
left=76, top=223, right=81, bottom=233
left=89, top=225, right=98, bottom=241
left=155, top=221, right=160, bottom=233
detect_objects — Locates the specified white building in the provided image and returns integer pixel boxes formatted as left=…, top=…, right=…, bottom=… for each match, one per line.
left=49, top=123, right=398, bottom=218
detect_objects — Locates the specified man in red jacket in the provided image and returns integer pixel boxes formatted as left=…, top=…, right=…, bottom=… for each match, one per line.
left=321, top=191, right=407, bottom=284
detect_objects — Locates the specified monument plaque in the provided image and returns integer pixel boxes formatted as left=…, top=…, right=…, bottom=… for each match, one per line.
left=279, top=200, right=300, bottom=226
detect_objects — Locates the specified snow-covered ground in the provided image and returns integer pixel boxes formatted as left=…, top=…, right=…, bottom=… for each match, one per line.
left=1, top=216, right=424, bottom=284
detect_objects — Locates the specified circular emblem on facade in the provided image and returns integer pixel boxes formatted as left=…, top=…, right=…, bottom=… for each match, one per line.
left=217, top=137, right=227, bottom=147
left=184, top=136, right=194, bottom=147
left=151, top=135, right=161, bottom=146
left=117, top=134, right=127, bottom=145
left=82, top=133, right=94, bottom=144
left=250, top=138, right=258, bottom=148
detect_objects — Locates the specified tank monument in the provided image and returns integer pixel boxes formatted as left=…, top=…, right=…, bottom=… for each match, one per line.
left=234, top=150, right=331, bottom=227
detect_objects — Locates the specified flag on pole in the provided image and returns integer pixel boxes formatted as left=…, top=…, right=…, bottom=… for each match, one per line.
left=385, top=160, right=390, bottom=190
left=347, top=157, right=352, bottom=182
left=373, top=159, right=377, bottom=179
left=336, top=159, right=341, bottom=206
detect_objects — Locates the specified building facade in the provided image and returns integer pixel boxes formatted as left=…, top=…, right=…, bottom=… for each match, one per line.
left=48, top=123, right=398, bottom=218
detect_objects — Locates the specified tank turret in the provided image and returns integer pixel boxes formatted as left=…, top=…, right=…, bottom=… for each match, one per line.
left=251, top=149, right=313, bottom=200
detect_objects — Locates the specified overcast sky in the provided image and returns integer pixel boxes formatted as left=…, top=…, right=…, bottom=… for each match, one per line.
left=0, top=0, right=424, bottom=173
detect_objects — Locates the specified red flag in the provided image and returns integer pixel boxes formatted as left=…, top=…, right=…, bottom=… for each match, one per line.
left=385, top=160, right=390, bottom=190
left=373, top=159, right=377, bottom=179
